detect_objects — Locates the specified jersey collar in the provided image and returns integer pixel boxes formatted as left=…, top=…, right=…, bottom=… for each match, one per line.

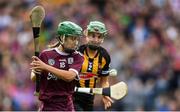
left=55, top=48, right=70, bottom=55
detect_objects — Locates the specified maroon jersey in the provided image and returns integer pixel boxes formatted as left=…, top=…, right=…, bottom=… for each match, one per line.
left=38, top=48, right=84, bottom=110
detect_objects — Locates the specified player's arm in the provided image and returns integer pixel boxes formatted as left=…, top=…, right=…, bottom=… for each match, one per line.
left=30, top=67, right=76, bottom=82
left=99, top=50, right=114, bottom=109
left=99, top=54, right=111, bottom=88
left=100, top=76, right=114, bottom=110
left=45, top=65, right=77, bottom=82
left=100, top=76, right=109, bottom=87
left=31, top=56, right=78, bottom=82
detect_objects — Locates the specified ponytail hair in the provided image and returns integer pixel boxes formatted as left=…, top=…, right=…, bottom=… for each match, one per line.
left=48, top=41, right=60, bottom=48
left=48, top=36, right=62, bottom=48
left=48, top=35, right=66, bottom=48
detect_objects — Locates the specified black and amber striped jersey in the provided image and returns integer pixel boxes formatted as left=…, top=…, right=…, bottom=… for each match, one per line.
left=76, top=45, right=111, bottom=88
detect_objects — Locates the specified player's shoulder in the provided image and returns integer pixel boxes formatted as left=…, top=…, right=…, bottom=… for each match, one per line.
left=73, top=51, right=84, bottom=62
left=98, top=46, right=111, bottom=63
left=78, top=44, right=87, bottom=53
left=39, top=48, right=56, bottom=56
left=98, top=46, right=110, bottom=57
left=74, top=51, right=84, bottom=57
left=41, top=48, right=55, bottom=54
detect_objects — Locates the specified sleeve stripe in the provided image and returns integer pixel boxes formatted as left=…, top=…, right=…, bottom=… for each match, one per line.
left=69, top=68, right=80, bottom=80
left=101, top=70, right=109, bottom=74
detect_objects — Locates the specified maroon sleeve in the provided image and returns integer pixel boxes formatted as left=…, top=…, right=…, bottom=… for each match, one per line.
left=39, top=51, right=48, bottom=63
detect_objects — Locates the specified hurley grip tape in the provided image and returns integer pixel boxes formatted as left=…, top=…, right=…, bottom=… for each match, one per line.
left=32, top=27, right=40, bottom=38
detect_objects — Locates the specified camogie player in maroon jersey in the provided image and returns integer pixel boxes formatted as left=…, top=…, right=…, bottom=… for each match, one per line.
left=30, top=21, right=84, bottom=111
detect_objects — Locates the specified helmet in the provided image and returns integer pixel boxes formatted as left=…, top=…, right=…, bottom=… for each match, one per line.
left=87, top=21, right=107, bottom=36
left=57, top=21, right=82, bottom=37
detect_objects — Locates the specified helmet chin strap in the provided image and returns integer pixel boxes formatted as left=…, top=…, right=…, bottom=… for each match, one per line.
left=59, top=35, right=65, bottom=45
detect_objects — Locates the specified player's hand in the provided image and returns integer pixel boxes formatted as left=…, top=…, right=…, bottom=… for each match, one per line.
left=30, top=56, right=47, bottom=71
left=102, top=96, right=114, bottom=110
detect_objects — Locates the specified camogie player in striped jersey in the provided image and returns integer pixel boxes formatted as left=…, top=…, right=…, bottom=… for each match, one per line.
left=73, top=21, right=113, bottom=111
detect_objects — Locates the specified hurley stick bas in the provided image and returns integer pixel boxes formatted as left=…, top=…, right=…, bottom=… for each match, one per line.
left=74, top=81, right=128, bottom=100
left=30, top=6, right=45, bottom=96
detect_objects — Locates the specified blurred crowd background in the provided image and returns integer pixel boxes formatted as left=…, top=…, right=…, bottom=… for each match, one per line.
left=0, top=0, right=179, bottom=111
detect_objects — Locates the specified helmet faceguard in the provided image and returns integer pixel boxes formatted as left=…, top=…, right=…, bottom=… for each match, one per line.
left=57, top=21, right=82, bottom=54
left=86, top=21, right=107, bottom=50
